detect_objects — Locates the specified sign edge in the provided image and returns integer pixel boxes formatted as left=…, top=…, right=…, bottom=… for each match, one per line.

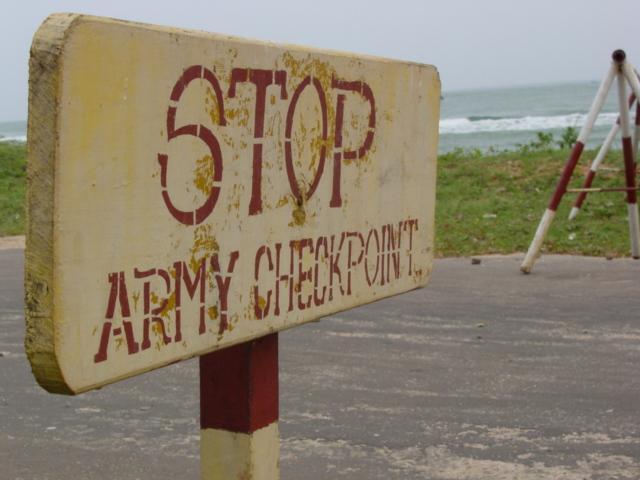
left=25, top=13, right=81, bottom=395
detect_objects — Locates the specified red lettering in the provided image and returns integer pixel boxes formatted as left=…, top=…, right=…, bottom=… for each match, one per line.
left=330, top=93, right=346, bottom=207
left=328, top=233, right=346, bottom=300
left=365, top=228, right=380, bottom=287
left=174, top=258, right=206, bottom=336
left=254, top=245, right=274, bottom=319
left=404, top=219, right=418, bottom=275
left=329, top=77, right=376, bottom=207
left=105, top=271, right=131, bottom=318
left=134, top=268, right=173, bottom=350
left=386, top=222, right=402, bottom=282
left=157, top=65, right=378, bottom=218
left=159, top=65, right=226, bottom=225
left=211, top=251, right=240, bottom=334
left=331, top=77, right=376, bottom=160
left=95, top=272, right=138, bottom=363
left=274, top=242, right=295, bottom=316
left=380, top=225, right=387, bottom=286
left=346, top=232, right=365, bottom=295
left=228, top=69, right=288, bottom=215
left=295, top=239, right=314, bottom=310
left=313, top=236, right=328, bottom=306
left=285, top=76, right=328, bottom=204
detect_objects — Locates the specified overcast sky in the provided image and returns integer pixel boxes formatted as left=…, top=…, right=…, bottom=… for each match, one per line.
left=1, top=0, right=638, bottom=122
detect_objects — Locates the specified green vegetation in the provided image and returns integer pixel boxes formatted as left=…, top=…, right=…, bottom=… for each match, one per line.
left=0, top=142, right=26, bottom=236
left=437, top=138, right=631, bottom=258
left=0, top=136, right=634, bottom=257
left=557, top=126, right=578, bottom=150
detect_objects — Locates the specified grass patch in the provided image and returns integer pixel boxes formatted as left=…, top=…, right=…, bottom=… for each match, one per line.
left=0, top=142, right=26, bottom=236
left=437, top=146, right=632, bottom=257
left=0, top=140, right=634, bottom=258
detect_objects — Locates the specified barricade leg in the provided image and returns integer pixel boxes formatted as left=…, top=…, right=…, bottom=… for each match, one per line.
left=568, top=123, right=619, bottom=220
left=520, top=62, right=616, bottom=273
left=623, top=62, right=640, bottom=106
left=570, top=93, right=636, bottom=220
left=616, top=70, right=640, bottom=258
left=634, top=103, right=640, bottom=160
left=621, top=65, right=640, bottom=158
left=200, top=334, right=279, bottom=480
left=623, top=67, right=640, bottom=255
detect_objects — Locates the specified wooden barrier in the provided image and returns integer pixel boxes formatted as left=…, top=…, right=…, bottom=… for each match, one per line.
left=25, top=13, right=440, bottom=479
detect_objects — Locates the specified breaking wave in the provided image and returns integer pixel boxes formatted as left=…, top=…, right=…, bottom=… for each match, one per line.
left=0, top=135, right=26, bottom=143
left=440, top=112, right=619, bottom=135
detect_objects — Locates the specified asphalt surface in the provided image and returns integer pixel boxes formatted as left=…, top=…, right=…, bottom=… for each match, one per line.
left=1, top=247, right=639, bottom=479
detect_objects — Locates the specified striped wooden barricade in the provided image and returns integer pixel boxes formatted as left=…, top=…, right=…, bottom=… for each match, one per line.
left=521, top=50, right=640, bottom=273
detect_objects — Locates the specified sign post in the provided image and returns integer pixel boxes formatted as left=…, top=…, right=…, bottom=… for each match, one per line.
left=200, top=334, right=279, bottom=478
left=25, top=13, right=440, bottom=478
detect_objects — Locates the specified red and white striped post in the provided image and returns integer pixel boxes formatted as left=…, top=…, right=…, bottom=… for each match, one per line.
left=616, top=54, right=640, bottom=259
left=200, top=334, right=279, bottom=479
left=622, top=63, right=640, bottom=159
left=520, top=59, right=617, bottom=273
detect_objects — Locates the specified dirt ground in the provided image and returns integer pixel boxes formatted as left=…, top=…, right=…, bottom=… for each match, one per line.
left=0, top=235, right=24, bottom=250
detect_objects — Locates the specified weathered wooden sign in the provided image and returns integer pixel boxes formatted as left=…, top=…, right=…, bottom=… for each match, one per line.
left=26, top=14, right=440, bottom=394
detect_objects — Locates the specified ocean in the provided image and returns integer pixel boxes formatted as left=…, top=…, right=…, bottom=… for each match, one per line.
left=0, top=80, right=624, bottom=153
left=0, top=121, right=27, bottom=144
left=439, top=80, right=621, bottom=153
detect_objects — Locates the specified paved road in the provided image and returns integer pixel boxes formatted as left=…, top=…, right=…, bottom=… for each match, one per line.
left=1, top=247, right=639, bottom=479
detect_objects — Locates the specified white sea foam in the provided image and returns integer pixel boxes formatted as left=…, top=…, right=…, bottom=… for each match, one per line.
left=0, top=135, right=26, bottom=143
left=440, top=112, right=619, bottom=135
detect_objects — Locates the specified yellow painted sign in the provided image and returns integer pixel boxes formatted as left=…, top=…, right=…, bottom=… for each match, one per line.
left=26, top=13, right=440, bottom=394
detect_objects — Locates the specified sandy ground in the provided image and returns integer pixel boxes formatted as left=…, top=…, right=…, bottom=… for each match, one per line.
left=1, top=246, right=639, bottom=479
left=0, top=235, right=24, bottom=250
